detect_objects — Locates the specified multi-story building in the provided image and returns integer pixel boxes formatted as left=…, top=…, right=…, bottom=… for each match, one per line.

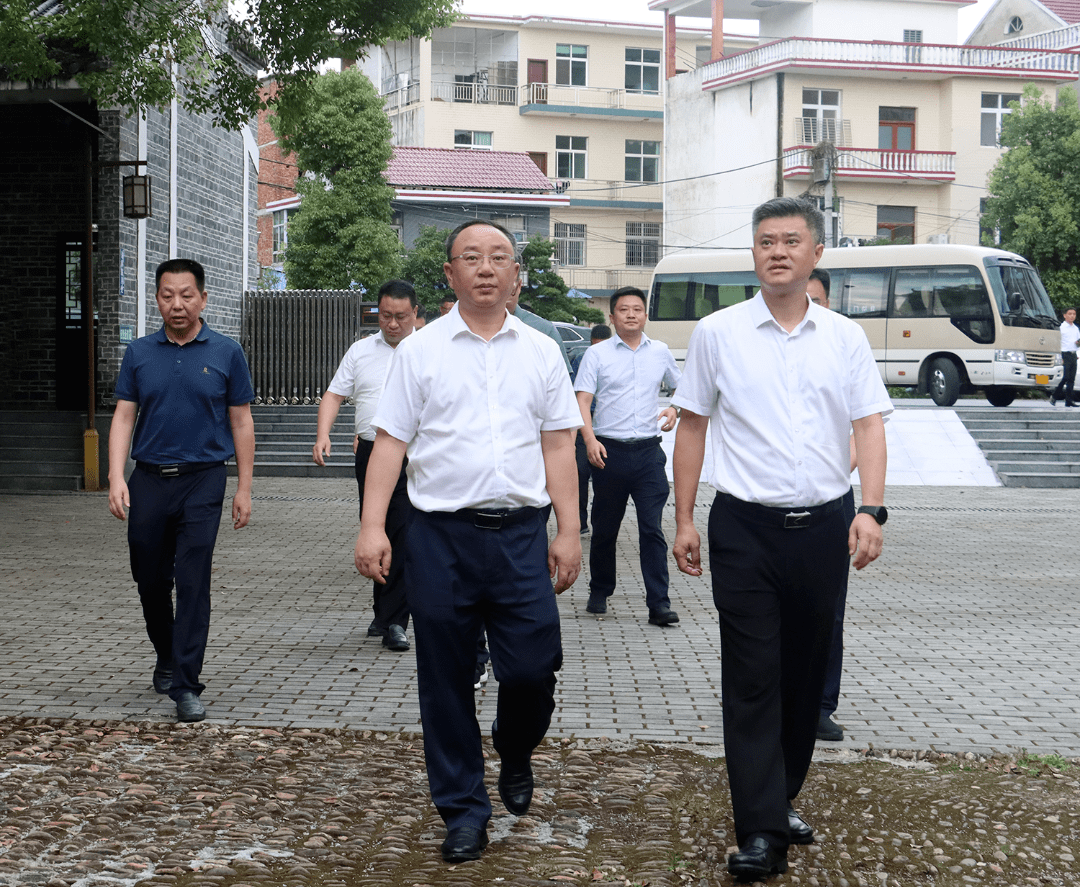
left=649, top=0, right=1079, bottom=251
left=358, top=14, right=748, bottom=299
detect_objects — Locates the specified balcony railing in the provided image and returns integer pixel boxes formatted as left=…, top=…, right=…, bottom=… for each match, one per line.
left=701, top=37, right=1080, bottom=89
left=555, top=267, right=655, bottom=292
left=520, top=82, right=662, bottom=113
left=783, top=145, right=956, bottom=182
left=382, top=81, right=420, bottom=112
left=431, top=80, right=519, bottom=105
left=555, top=178, right=663, bottom=203
left=793, top=117, right=852, bottom=147
left=997, top=23, right=1080, bottom=52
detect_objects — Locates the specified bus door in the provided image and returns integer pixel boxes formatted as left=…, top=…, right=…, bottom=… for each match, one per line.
left=833, top=266, right=889, bottom=382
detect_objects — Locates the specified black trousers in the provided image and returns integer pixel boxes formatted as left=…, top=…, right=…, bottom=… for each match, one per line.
left=127, top=463, right=226, bottom=700
left=575, top=433, right=592, bottom=531
left=1053, top=351, right=1077, bottom=404
left=355, top=439, right=410, bottom=631
left=820, top=487, right=857, bottom=717
left=708, top=492, right=849, bottom=849
left=406, top=507, right=562, bottom=831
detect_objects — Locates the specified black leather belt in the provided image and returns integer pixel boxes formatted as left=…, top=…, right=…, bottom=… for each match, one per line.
left=596, top=435, right=661, bottom=449
left=447, top=507, right=539, bottom=530
left=136, top=460, right=223, bottom=477
left=717, top=491, right=845, bottom=530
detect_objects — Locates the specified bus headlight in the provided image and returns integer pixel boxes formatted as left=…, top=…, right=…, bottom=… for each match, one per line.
left=994, top=350, right=1026, bottom=364
left=1055, top=353, right=1064, bottom=366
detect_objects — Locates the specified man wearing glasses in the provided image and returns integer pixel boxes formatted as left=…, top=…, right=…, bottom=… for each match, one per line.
left=356, top=220, right=581, bottom=864
left=312, top=279, right=418, bottom=653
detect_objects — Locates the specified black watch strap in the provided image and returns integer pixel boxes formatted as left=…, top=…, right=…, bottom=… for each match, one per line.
left=857, top=505, right=888, bottom=525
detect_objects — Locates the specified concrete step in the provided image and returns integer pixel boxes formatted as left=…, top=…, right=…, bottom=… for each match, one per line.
left=983, top=449, right=1080, bottom=461
left=997, top=472, right=1080, bottom=488
left=247, top=463, right=355, bottom=479
left=975, top=439, right=1080, bottom=452
left=0, top=474, right=83, bottom=492
left=990, top=460, right=1080, bottom=474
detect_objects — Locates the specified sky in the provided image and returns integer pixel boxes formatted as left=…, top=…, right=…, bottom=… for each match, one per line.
left=458, top=0, right=998, bottom=42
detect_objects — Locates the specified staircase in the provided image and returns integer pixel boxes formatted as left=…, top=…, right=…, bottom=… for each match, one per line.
left=0, top=412, right=109, bottom=492
left=957, top=407, right=1080, bottom=488
left=250, top=404, right=355, bottom=478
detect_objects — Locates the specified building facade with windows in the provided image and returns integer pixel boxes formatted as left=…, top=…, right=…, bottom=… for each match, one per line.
left=650, top=0, right=1078, bottom=252
left=358, top=15, right=744, bottom=299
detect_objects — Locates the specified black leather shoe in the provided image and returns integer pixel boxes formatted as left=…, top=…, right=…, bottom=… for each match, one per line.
left=498, top=759, right=534, bottom=816
left=152, top=662, right=172, bottom=694
left=382, top=625, right=410, bottom=651
left=817, top=712, right=843, bottom=741
left=440, top=825, right=488, bottom=863
left=176, top=692, right=206, bottom=723
left=728, top=836, right=787, bottom=882
left=648, top=606, right=680, bottom=626
left=788, top=805, right=815, bottom=844
left=585, top=593, right=607, bottom=614
left=367, top=620, right=385, bottom=637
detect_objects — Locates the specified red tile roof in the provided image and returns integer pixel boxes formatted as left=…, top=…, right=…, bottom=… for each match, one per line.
left=1042, top=0, right=1080, bottom=23
left=385, top=146, right=554, bottom=192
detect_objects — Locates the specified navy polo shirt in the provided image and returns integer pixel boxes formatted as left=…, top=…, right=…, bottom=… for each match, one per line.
left=114, top=323, right=254, bottom=464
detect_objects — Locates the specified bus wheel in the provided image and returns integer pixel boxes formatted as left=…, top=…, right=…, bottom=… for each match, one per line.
left=986, top=387, right=1016, bottom=407
left=928, top=358, right=960, bottom=407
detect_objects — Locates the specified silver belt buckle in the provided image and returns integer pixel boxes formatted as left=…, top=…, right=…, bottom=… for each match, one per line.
left=474, top=511, right=504, bottom=530
left=160, top=464, right=181, bottom=477
left=783, top=510, right=811, bottom=529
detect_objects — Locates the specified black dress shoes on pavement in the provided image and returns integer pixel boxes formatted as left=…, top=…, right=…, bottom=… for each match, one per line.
left=728, top=836, right=788, bottom=882
left=788, top=805, right=815, bottom=844
left=175, top=692, right=206, bottom=722
left=585, top=593, right=607, bottom=614
left=498, top=759, right=534, bottom=816
left=382, top=625, right=410, bottom=651
left=648, top=606, right=680, bottom=626
left=440, top=825, right=488, bottom=863
left=152, top=662, right=172, bottom=694
left=816, top=712, right=843, bottom=741
left=366, top=620, right=385, bottom=638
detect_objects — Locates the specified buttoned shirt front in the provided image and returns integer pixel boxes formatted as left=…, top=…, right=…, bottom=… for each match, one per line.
left=672, top=293, right=892, bottom=508
left=1060, top=321, right=1080, bottom=354
left=325, top=331, right=398, bottom=440
left=574, top=332, right=681, bottom=440
left=373, top=305, right=581, bottom=512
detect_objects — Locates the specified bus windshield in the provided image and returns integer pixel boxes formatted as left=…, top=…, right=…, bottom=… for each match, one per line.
left=989, top=261, right=1059, bottom=329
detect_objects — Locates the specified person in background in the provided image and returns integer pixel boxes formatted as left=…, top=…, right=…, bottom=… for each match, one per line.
left=571, top=324, right=612, bottom=534
left=1050, top=307, right=1079, bottom=407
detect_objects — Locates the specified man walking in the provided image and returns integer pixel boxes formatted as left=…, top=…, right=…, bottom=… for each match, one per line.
left=108, top=258, right=255, bottom=723
left=1050, top=307, right=1079, bottom=407
left=672, top=198, right=890, bottom=881
left=571, top=324, right=611, bottom=534
left=313, top=279, right=418, bottom=652
left=355, top=220, right=581, bottom=863
left=574, top=286, right=681, bottom=625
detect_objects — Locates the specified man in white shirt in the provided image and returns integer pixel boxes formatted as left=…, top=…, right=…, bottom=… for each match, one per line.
left=574, top=287, right=681, bottom=625
left=1050, top=307, right=1079, bottom=407
left=312, top=280, right=418, bottom=652
left=672, top=197, right=891, bottom=882
left=355, top=220, right=581, bottom=864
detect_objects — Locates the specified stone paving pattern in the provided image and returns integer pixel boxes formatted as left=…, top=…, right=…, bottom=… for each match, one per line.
left=3, top=478, right=1079, bottom=758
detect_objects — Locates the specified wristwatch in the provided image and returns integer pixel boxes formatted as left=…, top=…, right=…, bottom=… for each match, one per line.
left=857, top=505, right=888, bottom=525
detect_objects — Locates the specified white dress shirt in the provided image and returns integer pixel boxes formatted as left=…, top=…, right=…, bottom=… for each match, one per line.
left=574, top=332, right=681, bottom=440
left=1060, top=321, right=1080, bottom=353
left=325, top=331, right=397, bottom=440
left=373, top=306, right=581, bottom=512
left=672, top=293, right=892, bottom=508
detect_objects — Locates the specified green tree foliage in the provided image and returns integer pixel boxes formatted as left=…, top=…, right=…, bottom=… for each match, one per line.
left=270, top=69, right=400, bottom=291
left=983, top=85, right=1080, bottom=310
left=520, top=236, right=605, bottom=325
left=400, top=226, right=452, bottom=314
left=0, top=0, right=456, bottom=131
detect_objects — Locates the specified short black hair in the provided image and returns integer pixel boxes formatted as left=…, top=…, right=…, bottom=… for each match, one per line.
left=155, top=258, right=205, bottom=291
left=752, top=197, right=825, bottom=246
left=809, top=267, right=831, bottom=299
left=610, top=285, right=647, bottom=315
left=440, top=293, right=457, bottom=305
left=445, top=219, right=519, bottom=262
left=591, top=324, right=612, bottom=342
left=377, top=278, right=417, bottom=308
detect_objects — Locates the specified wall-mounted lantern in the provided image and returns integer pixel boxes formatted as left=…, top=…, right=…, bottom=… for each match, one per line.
left=123, top=174, right=152, bottom=218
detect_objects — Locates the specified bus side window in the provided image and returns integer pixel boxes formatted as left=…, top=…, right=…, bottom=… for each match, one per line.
left=652, top=279, right=693, bottom=320
left=933, top=266, right=994, bottom=344
left=893, top=269, right=931, bottom=318
left=837, top=268, right=889, bottom=318
left=695, top=284, right=720, bottom=318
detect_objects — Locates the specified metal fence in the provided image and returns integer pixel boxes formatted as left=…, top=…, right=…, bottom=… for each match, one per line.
left=241, top=290, right=378, bottom=404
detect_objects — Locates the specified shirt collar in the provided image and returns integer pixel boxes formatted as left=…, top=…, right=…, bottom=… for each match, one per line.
left=614, top=330, right=652, bottom=349
left=445, top=303, right=520, bottom=340
left=750, top=290, right=816, bottom=334
left=154, top=320, right=210, bottom=345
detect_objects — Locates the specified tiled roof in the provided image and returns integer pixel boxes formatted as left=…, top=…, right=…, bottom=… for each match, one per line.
left=385, top=146, right=553, bottom=191
left=1042, top=0, right=1080, bottom=23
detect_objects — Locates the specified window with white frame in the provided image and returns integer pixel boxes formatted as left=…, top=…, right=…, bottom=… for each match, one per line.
left=695, top=45, right=713, bottom=67
left=556, top=44, right=588, bottom=86
left=626, top=222, right=661, bottom=267
left=554, top=222, right=586, bottom=266
left=981, top=92, right=1021, bottom=146
left=556, top=135, right=587, bottom=179
left=492, top=215, right=526, bottom=244
left=625, top=140, right=660, bottom=182
left=903, top=29, right=923, bottom=43
left=454, top=130, right=493, bottom=149
left=876, top=206, right=915, bottom=243
left=625, top=47, right=661, bottom=94
left=801, top=88, right=841, bottom=143
left=1006, top=15, right=1024, bottom=34
left=272, top=209, right=290, bottom=262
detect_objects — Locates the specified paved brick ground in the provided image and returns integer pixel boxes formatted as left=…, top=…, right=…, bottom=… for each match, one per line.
left=2, top=478, right=1078, bottom=757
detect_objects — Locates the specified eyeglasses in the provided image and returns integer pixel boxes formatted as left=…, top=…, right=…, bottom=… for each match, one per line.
left=379, top=312, right=414, bottom=324
left=451, top=252, right=516, bottom=269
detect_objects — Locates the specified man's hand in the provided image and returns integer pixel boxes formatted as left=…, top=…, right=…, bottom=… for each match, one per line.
left=312, top=435, right=332, bottom=466
left=586, top=438, right=607, bottom=469
left=232, top=491, right=252, bottom=529
left=356, top=527, right=392, bottom=584
left=673, top=522, right=703, bottom=576
left=108, top=478, right=130, bottom=521
left=548, top=531, right=581, bottom=593
left=848, top=513, right=883, bottom=570
left=658, top=406, right=678, bottom=433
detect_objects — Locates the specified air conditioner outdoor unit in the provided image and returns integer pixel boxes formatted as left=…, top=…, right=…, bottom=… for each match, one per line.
left=553, top=179, right=570, bottom=193
left=928, top=234, right=950, bottom=244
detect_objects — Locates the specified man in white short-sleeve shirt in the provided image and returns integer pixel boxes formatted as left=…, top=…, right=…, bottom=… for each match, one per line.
left=355, top=220, right=581, bottom=865
left=672, top=197, right=891, bottom=883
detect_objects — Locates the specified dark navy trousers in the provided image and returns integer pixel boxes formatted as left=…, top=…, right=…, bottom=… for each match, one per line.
left=356, top=439, right=410, bottom=631
left=405, top=507, right=562, bottom=831
left=588, top=436, right=670, bottom=612
left=820, top=487, right=857, bottom=717
left=126, top=464, right=226, bottom=700
left=575, top=433, right=592, bottom=531
left=707, top=492, right=849, bottom=849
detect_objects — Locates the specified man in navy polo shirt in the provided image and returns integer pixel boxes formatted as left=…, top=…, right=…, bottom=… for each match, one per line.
left=108, top=258, right=255, bottom=723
